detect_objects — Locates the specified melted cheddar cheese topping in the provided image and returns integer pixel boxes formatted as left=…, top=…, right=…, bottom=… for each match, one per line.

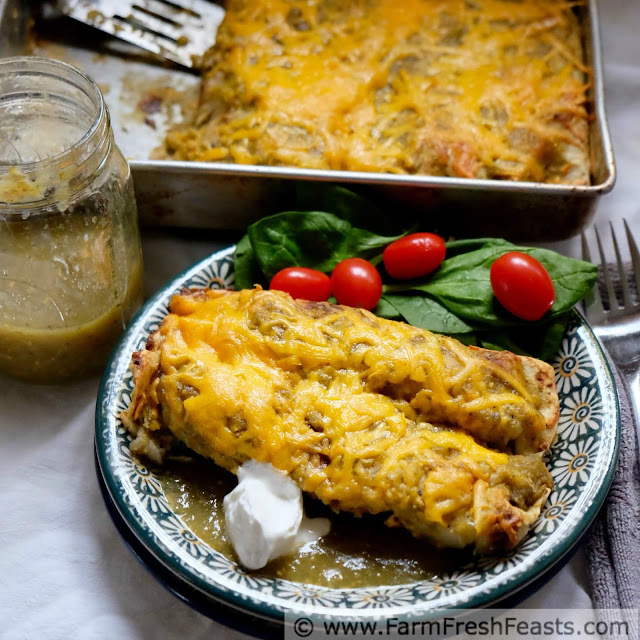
left=135, top=289, right=556, bottom=536
left=166, top=0, right=589, bottom=184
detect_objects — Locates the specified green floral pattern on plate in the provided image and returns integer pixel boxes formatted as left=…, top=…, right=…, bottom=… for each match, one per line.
left=95, top=246, right=620, bottom=623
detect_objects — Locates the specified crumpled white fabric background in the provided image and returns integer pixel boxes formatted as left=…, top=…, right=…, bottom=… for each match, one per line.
left=1, top=1, right=639, bottom=637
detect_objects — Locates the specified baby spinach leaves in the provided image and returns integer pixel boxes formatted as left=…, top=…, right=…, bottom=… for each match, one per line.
left=233, top=234, right=263, bottom=292
left=247, top=211, right=403, bottom=281
left=233, top=187, right=596, bottom=360
left=394, top=239, right=597, bottom=326
left=382, top=294, right=476, bottom=334
left=234, top=186, right=407, bottom=289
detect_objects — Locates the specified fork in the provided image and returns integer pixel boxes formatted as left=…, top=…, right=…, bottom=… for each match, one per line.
left=581, top=219, right=640, bottom=425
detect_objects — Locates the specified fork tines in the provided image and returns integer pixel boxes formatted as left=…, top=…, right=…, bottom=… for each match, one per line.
left=581, top=219, right=640, bottom=319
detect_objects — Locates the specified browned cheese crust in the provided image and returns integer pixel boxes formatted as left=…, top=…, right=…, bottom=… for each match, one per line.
left=165, top=0, right=590, bottom=185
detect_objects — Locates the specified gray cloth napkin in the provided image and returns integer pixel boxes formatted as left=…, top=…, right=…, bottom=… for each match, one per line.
left=585, top=361, right=640, bottom=609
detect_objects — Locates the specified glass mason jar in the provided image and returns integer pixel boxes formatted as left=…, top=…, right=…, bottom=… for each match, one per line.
left=0, top=57, right=144, bottom=383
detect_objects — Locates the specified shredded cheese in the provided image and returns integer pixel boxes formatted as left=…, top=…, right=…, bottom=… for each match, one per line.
left=155, top=289, right=555, bottom=527
left=166, top=0, right=589, bottom=184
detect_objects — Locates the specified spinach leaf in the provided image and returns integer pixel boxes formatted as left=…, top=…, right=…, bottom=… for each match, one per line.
left=247, top=211, right=403, bottom=279
left=444, top=237, right=512, bottom=257
left=231, top=190, right=593, bottom=362
left=412, top=244, right=596, bottom=326
left=506, top=312, right=571, bottom=362
left=233, top=234, right=265, bottom=290
left=477, top=333, right=530, bottom=356
left=449, top=333, right=478, bottom=346
left=401, top=243, right=518, bottom=324
left=477, top=313, right=570, bottom=360
left=383, top=294, right=476, bottom=334
left=533, top=313, right=572, bottom=362
left=529, top=248, right=597, bottom=318
left=374, top=297, right=402, bottom=321
left=294, top=184, right=405, bottom=236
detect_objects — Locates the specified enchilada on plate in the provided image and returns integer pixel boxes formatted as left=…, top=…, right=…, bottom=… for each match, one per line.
left=122, top=288, right=558, bottom=554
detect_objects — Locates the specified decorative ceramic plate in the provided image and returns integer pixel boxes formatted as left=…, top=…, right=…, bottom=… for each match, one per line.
left=96, top=246, right=620, bottom=627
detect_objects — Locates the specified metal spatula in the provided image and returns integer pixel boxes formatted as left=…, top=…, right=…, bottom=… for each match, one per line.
left=59, top=0, right=225, bottom=69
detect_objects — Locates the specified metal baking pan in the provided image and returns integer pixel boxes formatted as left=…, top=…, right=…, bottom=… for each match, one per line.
left=0, top=0, right=615, bottom=241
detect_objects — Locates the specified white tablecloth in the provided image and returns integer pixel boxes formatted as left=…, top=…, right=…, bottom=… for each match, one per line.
left=2, top=2, right=639, bottom=637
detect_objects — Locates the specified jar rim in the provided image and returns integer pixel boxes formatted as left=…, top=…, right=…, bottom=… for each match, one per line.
left=0, top=56, right=106, bottom=173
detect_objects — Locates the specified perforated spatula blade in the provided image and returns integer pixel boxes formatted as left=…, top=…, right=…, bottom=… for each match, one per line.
left=59, top=0, right=225, bottom=69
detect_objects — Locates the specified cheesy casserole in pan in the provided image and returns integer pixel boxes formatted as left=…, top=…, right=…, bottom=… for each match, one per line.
left=166, top=0, right=590, bottom=184
left=123, top=289, right=559, bottom=553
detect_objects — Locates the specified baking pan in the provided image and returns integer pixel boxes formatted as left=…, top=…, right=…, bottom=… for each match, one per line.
left=0, top=0, right=615, bottom=240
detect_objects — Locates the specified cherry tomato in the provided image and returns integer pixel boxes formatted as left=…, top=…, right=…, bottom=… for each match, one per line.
left=269, top=267, right=332, bottom=302
left=490, top=252, right=555, bottom=321
left=383, top=233, right=447, bottom=280
left=331, top=258, right=382, bottom=310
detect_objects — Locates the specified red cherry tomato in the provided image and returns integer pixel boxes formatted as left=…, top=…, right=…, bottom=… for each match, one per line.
left=383, top=233, right=447, bottom=280
left=269, top=267, right=332, bottom=302
left=331, top=258, right=382, bottom=310
left=490, top=252, right=555, bottom=321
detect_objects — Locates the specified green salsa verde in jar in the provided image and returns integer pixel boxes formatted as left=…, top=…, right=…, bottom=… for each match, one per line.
left=0, top=57, right=143, bottom=383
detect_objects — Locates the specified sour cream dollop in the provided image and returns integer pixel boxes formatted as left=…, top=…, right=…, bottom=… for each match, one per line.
left=223, top=460, right=330, bottom=570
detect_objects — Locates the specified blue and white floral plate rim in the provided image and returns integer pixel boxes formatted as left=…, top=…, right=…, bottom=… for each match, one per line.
left=95, top=245, right=620, bottom=624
